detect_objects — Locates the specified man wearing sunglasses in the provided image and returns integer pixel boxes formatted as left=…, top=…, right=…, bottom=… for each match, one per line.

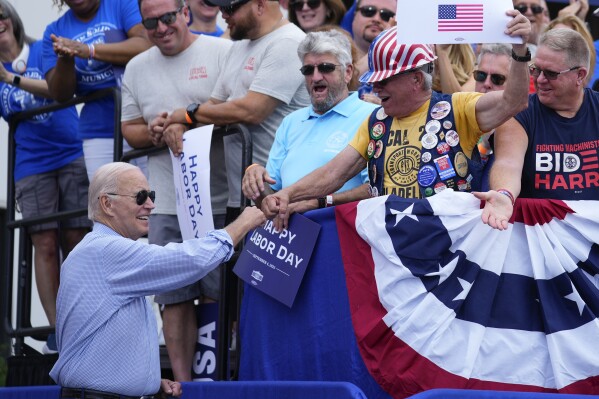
left=478, top=29, right=598, bottom=231
left=512, top=0, right=547, bottom=51
left=50, top=162, right=266, bottom=399
left=351, top=0, right=396, bottom=58
left=163, top=0, right=310, bottom=222
left=121, top=0, right=232, bottom=383
left=262, top=12, right=532, bottom=230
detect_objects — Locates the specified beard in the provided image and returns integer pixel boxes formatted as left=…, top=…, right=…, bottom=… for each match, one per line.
left=229, top=11, right=257, bottom=41
left=311, top=76, right=347, bottom=114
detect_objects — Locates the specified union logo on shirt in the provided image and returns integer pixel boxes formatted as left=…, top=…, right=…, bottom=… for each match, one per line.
left=244, top=57, right=255, bottom=71
left=189, top=66, right=208, bottom=80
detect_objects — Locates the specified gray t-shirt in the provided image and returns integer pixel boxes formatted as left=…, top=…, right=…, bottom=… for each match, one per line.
left=210, top=22, right=310, bottom=207
left=121, top=35, right=232, bottom=215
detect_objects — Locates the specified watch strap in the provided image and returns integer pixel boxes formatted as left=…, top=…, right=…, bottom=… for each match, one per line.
left=511, top=48, right=531, bottom=62
left=12, top=75, right=21, bottom=86
left=317, top=197, right=326, bottom=209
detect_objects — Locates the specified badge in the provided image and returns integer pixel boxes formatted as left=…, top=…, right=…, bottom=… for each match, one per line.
left=430, top=101, right=451, bottom=120
left=436, top=142, right=450, bottom=154
left=374, top=140, right=383, bottom=158
left=376, top=108, right=388, bottom=120
left=443, top=120, right=453, bottom=130
left=433, top=154, right=457, bottom=180
left=424, top=187, right=434, bottom=197
left=369, top=185, right=379, bottom=197
left=371, top=122, right=385, bottom=139
left=446, top=180, right=455, bottom=189
left=421, top=133, right=438, bottom=149
left=445, top=130, right=459, bottom=147
left=434, top=182, right=447, bottom=194
left=454, top=151, right=468, bottom=177
left=372, top=163, right=377, bottom=183
left=421, top=152, right=432, bottom=163
left=439, top=131, right=445, bottom=141
left=367, top=140, right=375, bottom=158
left=457, top=179, right=468, bottom=191
left=425, top=119, right=441, bottom=135
left=417, top=165, right=437, bottom=187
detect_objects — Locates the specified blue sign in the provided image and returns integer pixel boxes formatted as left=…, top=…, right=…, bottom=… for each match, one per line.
left=234, top=213, right=321, bottom=307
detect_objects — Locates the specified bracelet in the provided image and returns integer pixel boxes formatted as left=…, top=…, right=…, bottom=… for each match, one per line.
left=511, top=47, right=531, bottom=62
left=87, top=43, right=95, bottom=60
left=184, top=112, right=193, bottom=124
left=245, top=163, right=260, bottom=173
left=325, top=194, right=333, bottom=207
left=496, top=189, right=515, bottom=206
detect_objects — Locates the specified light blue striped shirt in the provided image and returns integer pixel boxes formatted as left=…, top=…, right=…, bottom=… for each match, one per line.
left=50, top=222, right=234, bottom=395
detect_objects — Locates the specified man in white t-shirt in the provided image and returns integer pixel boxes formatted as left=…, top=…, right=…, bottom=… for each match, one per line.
left=120, top=0, right=232, bottom=382
left=164, top=0, right=310, bottom=222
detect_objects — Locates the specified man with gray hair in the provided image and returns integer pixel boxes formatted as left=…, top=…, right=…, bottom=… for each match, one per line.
left=50, top=162, right=265, bottom=398
left=478, top=29, right=599, bottom=230
left=473, top=43, right=512, bottom=93
left=242, top=29, right=377, bottom=212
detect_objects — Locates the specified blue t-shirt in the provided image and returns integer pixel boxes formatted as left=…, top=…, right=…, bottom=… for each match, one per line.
left=266, top=92, right=376, bottom=192
left=190, top=26, right=224, bottom=37
left=42, top=0, right=141, bottom=140
left=0, top=41, right=81, bottom=181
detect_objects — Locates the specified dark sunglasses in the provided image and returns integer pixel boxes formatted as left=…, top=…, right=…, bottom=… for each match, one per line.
left=529, top=64, right=580, bottom=80
left=106, top=190, right=156, bottom=205
left=0, top=13, right=9, bottom=20
left=473, top=70, right=507, bottom=86
left=142, top=6, right=183, bottom=30
left=217, top=0, right=251, bottom=16
left=289, top=0, right=322, bottom=11
left=514, top=4, right=544, bottom=14
left=357, top=6, right=395, bottom=22
left=374, top=69, right=417, bottom=87
left=300, top=62, right=342, bottom=75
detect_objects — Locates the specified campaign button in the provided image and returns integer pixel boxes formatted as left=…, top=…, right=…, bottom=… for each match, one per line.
left=417, top=164, right=437, bottom=187
left=421, top=133, right=438, bottom=149
left=433, top=154, right=457, bottom=180
left=425, top=119, right=441, bottom=135
left=436, top=142, right=451, bottom=154
left=443, top=120, right=453, bottom=130
left=434, top=182, right=447, bottom=193
left=374, top=140, right=383, bottom=158
left=369, top=185, right=379, bottom=197
left=371, top=122, right=385, bottom=139
left=421, top=151, right=432, bottom=163
left=445, top=130, right=459, bottom=147
left=431, top=101, right=451, bottom=120
left=424, top=187, right=434, bottom=197
left=457, top=179, right=468, bottom=191
left=376, top=108, right=388, bottom=120
left=367, top=140, right=375, bottom=158
left=454, top=151, right=468, bottom=177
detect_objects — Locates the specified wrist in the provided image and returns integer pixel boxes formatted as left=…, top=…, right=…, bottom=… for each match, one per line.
left=511, top=47, right=531, bottom=62
left=496, top=188, right=515, bottom=206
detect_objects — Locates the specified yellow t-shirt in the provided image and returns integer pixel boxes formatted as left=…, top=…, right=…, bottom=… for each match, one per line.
left=349, top=92, right=484, bottom=198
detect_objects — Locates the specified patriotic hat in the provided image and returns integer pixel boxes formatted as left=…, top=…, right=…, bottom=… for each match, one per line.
left=359, top=27, right=437, bottom=84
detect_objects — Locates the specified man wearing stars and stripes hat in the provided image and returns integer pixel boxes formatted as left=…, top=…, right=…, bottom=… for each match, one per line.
left=263, top=9, right=532, bottom=230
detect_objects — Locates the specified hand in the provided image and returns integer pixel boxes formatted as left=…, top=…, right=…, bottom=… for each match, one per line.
left=242, top=164, right=276, bottom=201
left=237, top=206, right=267, bottom=231
left=164, top=108, right=187, bottom=131
left=505, top=9, right=532, bottom=49
left=361, top=93, right=381, bottom=105
left=163, top=122, right=188, bottom=157
left=288, top=199, right=319, bottom=214
left=159, top=379, right=182, bottom=398
left=262, top=191, right=291, bottom=231
left=473, top=190, right=514, bottom=231
left=558, top=0, right=589, bottom=20
left=51, top=34, right=87, bottom=59
left=149, top=112, right=168, bottom=148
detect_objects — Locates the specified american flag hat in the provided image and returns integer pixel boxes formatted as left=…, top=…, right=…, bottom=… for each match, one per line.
left=359, top=27, right=437, bottom=84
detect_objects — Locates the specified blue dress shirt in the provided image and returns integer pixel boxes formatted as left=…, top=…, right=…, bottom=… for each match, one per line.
left=50, top=223, right=234, bottom=396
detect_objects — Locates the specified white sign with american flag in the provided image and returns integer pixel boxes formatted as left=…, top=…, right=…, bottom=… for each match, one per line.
left=396, top=0, right=521, bottom=44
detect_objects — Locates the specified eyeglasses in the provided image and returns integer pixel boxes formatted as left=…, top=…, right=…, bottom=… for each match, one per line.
left=473, top=70, right=507, bottom=86
left=529, top=64, right=580, bottom=80
left=300, top=62, right=342, bottom=75
left=289, top=0, right=322, bottom=11
left=0, top=13, right=9, bottom=20
left=142, top=6, right=183, bottom=29
left=357, top=6, right=395, bottom=22
left=514, top=4, right=544, bottom=14
left=218, top=0, right=251, bottom=16
left=106, top=190, right=156, bottom=205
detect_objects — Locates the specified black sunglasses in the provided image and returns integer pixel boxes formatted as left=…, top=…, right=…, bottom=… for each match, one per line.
left=514, top=4, right=544, bottom=15
left=529, top=64, right=580, bottom=80
left=217, top=0, right=251, bottom=16
left=0, top=13, right=9, bottom=20
left=374, top=69, right=418, bottom=87
left=142, top=6, right=183, bottom=30
left=106, top=190, right=156, bottom=205
left=473, top=70, right=507, bottom=86
left=290, top=0, right=322, bottom=11
left=300, top=62, right=342, bottom=75
left=357, top=6, right=395, bottom=22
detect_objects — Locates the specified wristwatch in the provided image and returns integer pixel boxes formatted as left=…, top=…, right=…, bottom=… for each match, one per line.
left=511, top=48, right=531, bottom=62
left=12, top=75, right=21, bottom=86
left=185, top=103, right=200, bottom=124
left=317, top=197, right=326, bottom=209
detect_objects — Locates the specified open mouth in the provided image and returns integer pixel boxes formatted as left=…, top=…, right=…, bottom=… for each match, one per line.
left=136, top=216, right=149, bottom=221
left=313, top=83, right=328, bottom=94
left=378, top=95, right=390, bottom=104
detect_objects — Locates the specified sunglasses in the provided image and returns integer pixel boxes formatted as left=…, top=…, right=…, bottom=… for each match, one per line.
left=0, top=13, right=9, bottom=20
left=529, top=64, right=580, bottom=80
left=290, top=0, right=322, bottom=11
left=357, top=6, right=395, bottom=22
left=218, top=0, right=251, bottom=16
left=300, top=62, right=342, bottom=75
left=142, top=6, right=183, bottom=29
left=374, top=69, right=417, bottom=87
left=106, top=190, right=156, bottom=205
left=473, top=70, right=507, bottom=86
left=514, top=4, right=544, bottom=14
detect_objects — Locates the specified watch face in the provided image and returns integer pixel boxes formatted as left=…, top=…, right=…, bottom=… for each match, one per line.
left=187, top=103, right=199, bottom=113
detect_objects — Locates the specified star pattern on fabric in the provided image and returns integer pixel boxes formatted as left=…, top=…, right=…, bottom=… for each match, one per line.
left=452, top=277, right=473, bottom=301
left=565, top=282, right=586, bottom=316
left=390, top=204, right=419, bottom=226
left=425, top=255, right=459, bottom=285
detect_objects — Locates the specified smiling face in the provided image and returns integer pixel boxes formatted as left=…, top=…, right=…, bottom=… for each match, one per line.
left=141, top=0, right=193, bottom=56
left=303, top=53, right=351, bottom=114
left=351, top=0, right=396, bottom=54
left=222, top=0, right=257, bottom=41
left=188, top=0, right=219, bottom=22
left=0, top=8, right=17, bottom=53
left=474, top=53, right=510, bottom=93
left=294, top=0, right=327, bottom=32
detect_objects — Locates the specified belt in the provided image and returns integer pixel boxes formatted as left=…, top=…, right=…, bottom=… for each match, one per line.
left=61, top=387, right=155, bottom=399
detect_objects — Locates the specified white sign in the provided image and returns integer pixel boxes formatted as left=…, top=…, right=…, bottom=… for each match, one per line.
left=171, top=125, right=214, bottom=240
left=396, top=0, right=522, bottom=45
